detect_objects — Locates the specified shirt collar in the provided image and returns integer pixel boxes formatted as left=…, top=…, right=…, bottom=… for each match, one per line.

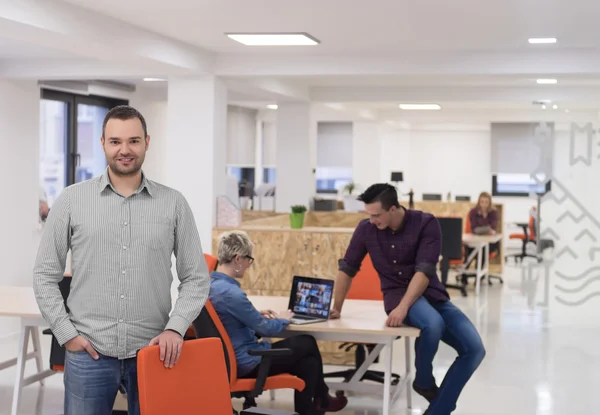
left=211, top=271, right=241, bottom=287
left=99, top=167, right=154, bottom=197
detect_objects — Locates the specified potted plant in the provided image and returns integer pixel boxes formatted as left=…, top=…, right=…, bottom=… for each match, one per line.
left=289, top=204, right=307, bottom=229
left=342, top=181, right=356, bottom=195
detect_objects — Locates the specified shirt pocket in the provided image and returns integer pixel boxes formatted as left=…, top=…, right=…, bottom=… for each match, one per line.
left=135, top=215, right=174, bottom=252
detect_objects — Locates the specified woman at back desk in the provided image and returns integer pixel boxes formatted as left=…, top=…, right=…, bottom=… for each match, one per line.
left=209, top=230, right=348, bottom=415
left=463, top=192, right=500, bottom=281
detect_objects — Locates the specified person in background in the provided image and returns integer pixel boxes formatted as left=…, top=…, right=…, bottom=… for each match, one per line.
left=33, top=105, right=211, bottom=415
left=330, top=183, right=485, bottom=415
left=209, top=230, right=348, bottom=415
left=462, top=192, right=500, bottom=279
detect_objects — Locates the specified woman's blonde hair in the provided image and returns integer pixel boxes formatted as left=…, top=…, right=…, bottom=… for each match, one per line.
left=476, top=191, right=494, bottom=211
left=217, top=230, right=254, bottom=264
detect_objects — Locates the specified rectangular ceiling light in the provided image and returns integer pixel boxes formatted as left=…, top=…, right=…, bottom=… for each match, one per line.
left=226, top=33, right=319, bottom=46
left=528, top=37, right=557, bottom=44
left=399, top=104, right=441, bottom=110
left=536, top=79, right=558, bottom=84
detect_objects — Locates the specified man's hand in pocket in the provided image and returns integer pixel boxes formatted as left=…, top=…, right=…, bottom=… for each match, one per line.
left=65, top=335, right=99, bottom=360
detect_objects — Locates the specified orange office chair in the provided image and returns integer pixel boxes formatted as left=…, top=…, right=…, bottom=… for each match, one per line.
left=505, top=210, right=553, bottom=263
left=191, top=299, right=305, bottom=412
left=323, top=254, right=401, bottom=390
left=138, top=338, right=294, bottom=415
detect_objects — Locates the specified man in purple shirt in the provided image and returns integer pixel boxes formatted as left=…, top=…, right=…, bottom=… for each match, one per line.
left=331, top=184, right=485, bottom=415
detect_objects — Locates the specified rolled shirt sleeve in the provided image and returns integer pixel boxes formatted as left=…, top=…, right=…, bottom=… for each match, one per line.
left=338, top=220, right=368, bottom=277
left=414, top=215, right=442, bottom=280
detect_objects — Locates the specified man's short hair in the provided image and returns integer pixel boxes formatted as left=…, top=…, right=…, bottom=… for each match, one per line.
left=102, top=105, right=148, bottom=139
left=357, top=183, right=400, bottom=211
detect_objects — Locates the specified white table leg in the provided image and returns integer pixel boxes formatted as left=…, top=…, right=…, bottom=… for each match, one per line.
left=31, top=327, right=45, bottom=386
left=382, top=339, right=393, bottom=415
left=11, top=326, right=31, bottom=415
left=404, top=336, right=412, bottom=409
left=475, top=245, right=483, bottom=296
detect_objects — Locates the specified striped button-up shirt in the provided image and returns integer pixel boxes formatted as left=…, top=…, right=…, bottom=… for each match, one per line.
left=33, top=168, right=210, bottom=359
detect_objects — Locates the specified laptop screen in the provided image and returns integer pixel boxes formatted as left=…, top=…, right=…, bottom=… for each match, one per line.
left=289, top=276, right=334, bottom=319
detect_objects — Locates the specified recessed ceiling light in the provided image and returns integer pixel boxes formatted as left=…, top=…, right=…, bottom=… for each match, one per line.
left=537, top=79, right=558, bottom=84
left=528, top=37, right=557, bottom=44
left=143, top=77, right=165, bottom=82
left=552, top=104, right=558, bottom=109
left=565, top=109, right=570, bottom=113
left=226, top=33, right=319, bottom=46
left=541, top=104, right=547, bottom=110
left=267, top=104, right=278, bottom=110
left=399, top=104, right=441, bottom=110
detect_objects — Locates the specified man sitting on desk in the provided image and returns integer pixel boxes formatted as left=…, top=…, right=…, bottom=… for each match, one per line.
left=330, top=183, right=485, bottom=415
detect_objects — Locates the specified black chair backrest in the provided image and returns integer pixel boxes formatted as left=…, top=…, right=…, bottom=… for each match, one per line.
left=191, top=303, right=233, bottom=382
left=423, top=193, right=442, bottom=201
left=438, top=217, right=464, bottom=260
left=48, top=276, right=72, bottom=368
left=455, top=195, right=471, bottom=202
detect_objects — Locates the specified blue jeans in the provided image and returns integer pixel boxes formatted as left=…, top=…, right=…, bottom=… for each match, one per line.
left=405, top=297, right=485, bottom=415
left=64, top=350, right=139, bottom=415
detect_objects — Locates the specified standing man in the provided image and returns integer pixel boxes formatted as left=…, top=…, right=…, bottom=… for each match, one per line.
left=330, top=183, right=485, bottom=415
left=33, top=105, right=211, bottom=415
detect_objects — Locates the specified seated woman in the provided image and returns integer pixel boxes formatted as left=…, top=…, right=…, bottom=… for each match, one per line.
left=462, top=192, right=500, bottom=281
left=209, top=230, right=348, bottom=415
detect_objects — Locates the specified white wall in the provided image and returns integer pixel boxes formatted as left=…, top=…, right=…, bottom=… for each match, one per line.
left=0, top=80, right=41, bottom=287
left=262, top=121, right=277, bottom=167
left=351, top=122, right=380, bottom=191
left=317, top=122, right=352, bottom=167
left=227, top=105, right=257, bottom=165
left=129, top=93, right=168, bottom=183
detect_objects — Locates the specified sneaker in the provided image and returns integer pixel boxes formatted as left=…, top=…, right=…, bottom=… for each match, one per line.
left=412, top=380, right=439, bottom=403
left=313, top=394, right=348, bottom=412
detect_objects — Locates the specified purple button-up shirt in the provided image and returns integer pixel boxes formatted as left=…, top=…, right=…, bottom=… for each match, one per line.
left=339, top=208, right=449, bottom=313
left=468, top=208, right=498, bottom=233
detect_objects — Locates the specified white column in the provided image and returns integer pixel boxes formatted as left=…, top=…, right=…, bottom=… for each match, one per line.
left=254, top=119, right=264, bottom=188
left=0, top=80, right=40, bottom=287
left=352, top=122, right=381, bottom=189
left=166, top=76, right=227, bottom=253
left=275, top=102, right=314, bottom=213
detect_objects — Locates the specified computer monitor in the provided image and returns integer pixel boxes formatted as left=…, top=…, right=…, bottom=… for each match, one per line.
left=390, top=171, right=404, bottom=182
left=288, top=276, right=334, bottom=319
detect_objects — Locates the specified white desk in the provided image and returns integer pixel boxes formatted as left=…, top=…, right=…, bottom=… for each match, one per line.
left=248, top=296, right=421, bottom=415
left=0, top=286, right=56, bottom=415
left=462, top=234, right=503, bottom=296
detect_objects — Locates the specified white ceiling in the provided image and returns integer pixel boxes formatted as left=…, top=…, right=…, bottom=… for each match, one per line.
left=3, top=0, right=600, bottom=116
left=61, top=0, right=600, bottom=54
left=0, top=37, right=79, bottom=59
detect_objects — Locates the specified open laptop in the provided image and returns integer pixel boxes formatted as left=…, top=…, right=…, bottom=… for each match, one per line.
left=287, top=276, right=334, bottom=325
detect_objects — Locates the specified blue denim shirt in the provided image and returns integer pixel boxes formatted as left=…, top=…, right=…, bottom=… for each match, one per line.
left=209, top=272, right=289, bottom=376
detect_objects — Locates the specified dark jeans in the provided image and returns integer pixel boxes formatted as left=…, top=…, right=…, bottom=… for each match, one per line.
left=241, top=335, right=328, bottom=415
left=405, top=297, right=485, bottom=415
left=64, top=350, right=139, bottom=415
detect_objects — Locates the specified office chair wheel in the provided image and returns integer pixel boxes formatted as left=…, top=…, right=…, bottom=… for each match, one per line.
left=233, top=411, right=239, bottom=415
left=537, top=257, right=543, bottom=263
left=335, top=390, right=346, bottom=398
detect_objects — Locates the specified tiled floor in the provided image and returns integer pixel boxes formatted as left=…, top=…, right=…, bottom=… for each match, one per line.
left=1, top=260, right=599, bottom=414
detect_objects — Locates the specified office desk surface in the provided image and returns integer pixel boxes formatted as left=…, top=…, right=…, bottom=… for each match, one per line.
left=463, top=233, right=503, bottom=244
left=0, top=286, right=42, bottom=319
left=248, top=296, right=420, bottom=338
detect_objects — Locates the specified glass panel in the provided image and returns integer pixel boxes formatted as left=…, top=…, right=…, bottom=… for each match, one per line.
left=76, top=103, right=108, bottom=182
left=39, top=99, right=68, bottom=208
